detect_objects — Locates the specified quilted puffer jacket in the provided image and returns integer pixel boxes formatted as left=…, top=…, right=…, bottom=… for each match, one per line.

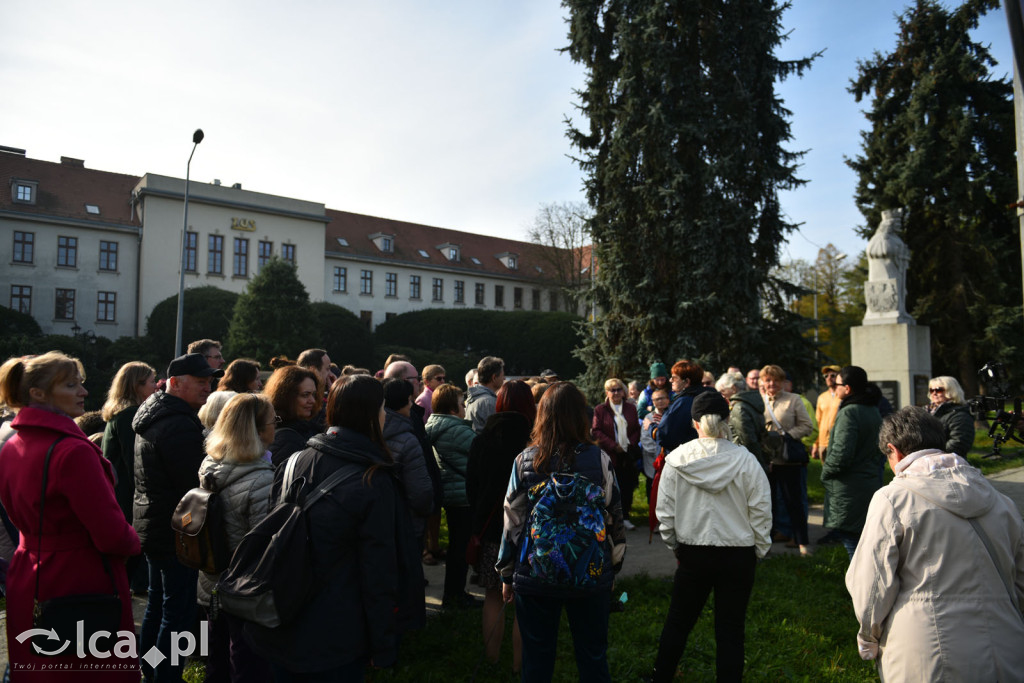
left=195, top=454, right=274, bottom=606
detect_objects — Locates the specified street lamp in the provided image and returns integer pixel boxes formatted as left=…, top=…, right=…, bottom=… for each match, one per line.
left=174, top=129, right=204, bottom=358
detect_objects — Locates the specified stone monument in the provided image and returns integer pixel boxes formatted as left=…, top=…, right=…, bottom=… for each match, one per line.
left=851, top=209, right=932, bottom=407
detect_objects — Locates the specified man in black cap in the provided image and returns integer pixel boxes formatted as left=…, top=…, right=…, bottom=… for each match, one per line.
left=132, top=353, right=223, bottom=682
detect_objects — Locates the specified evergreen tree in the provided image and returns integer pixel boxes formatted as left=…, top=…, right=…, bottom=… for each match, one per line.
left=847, top=0, right=1019, bottom=394
left=563, top=0, right=818, bottom=390
left=226, top=258, right=316, bottom=362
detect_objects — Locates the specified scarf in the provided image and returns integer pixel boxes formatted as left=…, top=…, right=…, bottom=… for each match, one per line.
left=610, top=401, right=630, bottom=451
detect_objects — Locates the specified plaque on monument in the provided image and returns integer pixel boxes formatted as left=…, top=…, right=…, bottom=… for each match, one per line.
left=876, top=380, right=899, bottom=409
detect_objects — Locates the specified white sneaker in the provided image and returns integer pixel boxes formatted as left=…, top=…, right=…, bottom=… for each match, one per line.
left=623, top=520, right=636, bottom=531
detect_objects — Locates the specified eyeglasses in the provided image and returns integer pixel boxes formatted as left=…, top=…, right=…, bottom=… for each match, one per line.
left=265, top=415, right=282, bottom=426
left=824, top=373, right=837, bottom=378
left=205, top=354, right=223, bottom=361
left=929, top=387, right=945, bottom=394
left=834, top=381, right=846, bottom=387
left=608, top=387, right=624, bottom=393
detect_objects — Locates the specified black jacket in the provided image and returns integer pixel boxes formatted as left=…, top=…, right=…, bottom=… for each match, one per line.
left=132, top=391, right=205, bottom=555
left=247, top=428, right=424, bottom=672
left=269, top=419, right=321, bottom=469
left=467, top=412, right=531, bottom=544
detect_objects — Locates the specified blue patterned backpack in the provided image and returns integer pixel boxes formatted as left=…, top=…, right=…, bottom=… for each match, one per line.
left=518, top=471, right=609, bottom=588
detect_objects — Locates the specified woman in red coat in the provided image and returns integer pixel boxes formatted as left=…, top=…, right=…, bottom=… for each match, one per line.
left=0, top=352, right=140, bottom=680
left=593, top=378, right=641, bottom=529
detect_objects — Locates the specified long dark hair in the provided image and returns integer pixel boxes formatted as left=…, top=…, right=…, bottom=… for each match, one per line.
left=529, top=382, right=594, bottom=474
left=496, top=379, right=536, bottom=426
left=326, top=375, right=392, bottom=472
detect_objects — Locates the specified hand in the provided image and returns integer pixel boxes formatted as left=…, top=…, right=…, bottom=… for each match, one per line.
left=811, top=444, right=820, bottom=459
left=502, top=583, right=514, bottom=603
left=651, top=412, right=663, bottom=424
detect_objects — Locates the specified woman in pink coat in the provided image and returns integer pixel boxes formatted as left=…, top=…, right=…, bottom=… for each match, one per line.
left=593, top=378, right=641, bottom=529
left=0, top=352, right=140, bottom=680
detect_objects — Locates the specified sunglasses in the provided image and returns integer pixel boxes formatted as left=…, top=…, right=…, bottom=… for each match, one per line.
left=929, top=387, right=945, bottom=394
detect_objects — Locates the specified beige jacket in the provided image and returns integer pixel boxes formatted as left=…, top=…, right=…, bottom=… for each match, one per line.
left=845, top=451, right=1024, bottom=682
left=762, top=391, right=813, bottom=439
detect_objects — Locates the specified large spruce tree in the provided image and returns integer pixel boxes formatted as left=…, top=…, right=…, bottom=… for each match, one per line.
left=847, top=0, right=1019, bottom=394
left=563, top=0, right=817, bottom=389
left=226, top=257, right=316, bottom=362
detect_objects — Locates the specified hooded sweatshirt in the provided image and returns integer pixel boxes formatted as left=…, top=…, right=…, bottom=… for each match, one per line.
left=846, top=452, right=1024, bottom=681
left=655, top=437, right=772, bottom=558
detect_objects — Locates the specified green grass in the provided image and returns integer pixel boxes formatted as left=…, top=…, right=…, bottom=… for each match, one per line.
left=367, top=547, right=877, bottom=682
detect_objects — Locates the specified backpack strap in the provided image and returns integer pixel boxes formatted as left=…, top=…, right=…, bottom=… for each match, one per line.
left=303, top=466, right=362, bottom=509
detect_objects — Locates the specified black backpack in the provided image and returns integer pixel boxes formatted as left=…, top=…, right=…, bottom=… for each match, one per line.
left=213, top=455, right=359, bottom=628
left=171, top=487, right=229, bottom=574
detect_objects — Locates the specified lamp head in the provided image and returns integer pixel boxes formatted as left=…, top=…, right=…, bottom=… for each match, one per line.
left=193, top=129, right=204, bottom=145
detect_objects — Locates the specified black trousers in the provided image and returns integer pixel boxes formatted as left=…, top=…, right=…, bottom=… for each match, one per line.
left=653, top=545, right=756, bottom=683
left=769, top=464, right=809, bottom=546
left=443, top=505, right=471, bottom=599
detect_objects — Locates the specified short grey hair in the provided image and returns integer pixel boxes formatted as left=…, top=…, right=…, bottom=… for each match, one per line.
left=715, top=371, right=746, bottom=395
left=878, top=406, right=946, bottom=454
left=929, top=376, right=966, bottom=404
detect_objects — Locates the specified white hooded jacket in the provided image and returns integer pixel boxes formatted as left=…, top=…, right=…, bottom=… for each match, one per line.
left=656, top=437, right=772, bottom=558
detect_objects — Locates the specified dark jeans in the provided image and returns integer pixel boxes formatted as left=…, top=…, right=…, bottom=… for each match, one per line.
left=140, top=553, right=198, bottom=683
left=515, top=591, right=611, bottom=683
left=836, top=530, right=861, bottom=559
left=443, top=505, right=471, bottom=600
left=653, top=545, right=757, bottom=683
left=204, top=608, right=271, bottom=683
left=772, top=465, right=808, bottom=537
left=768, top=465, right=808, bottom=545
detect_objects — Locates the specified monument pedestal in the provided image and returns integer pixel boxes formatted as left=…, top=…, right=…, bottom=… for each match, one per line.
left=851, top=323, right=931, bottom=409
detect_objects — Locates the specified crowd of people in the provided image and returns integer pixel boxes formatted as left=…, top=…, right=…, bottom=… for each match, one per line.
left=0, top=342, right=1021, bottom=682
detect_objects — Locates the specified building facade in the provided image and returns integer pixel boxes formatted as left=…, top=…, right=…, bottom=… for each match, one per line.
left=1, top=146, right=567, bottom=338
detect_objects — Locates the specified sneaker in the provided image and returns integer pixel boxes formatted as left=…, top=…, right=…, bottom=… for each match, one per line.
left=623, top=519, right=636, bottom=531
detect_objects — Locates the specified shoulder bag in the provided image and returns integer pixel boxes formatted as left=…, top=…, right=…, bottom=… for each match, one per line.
left=765, top=398, right=809, bottom=465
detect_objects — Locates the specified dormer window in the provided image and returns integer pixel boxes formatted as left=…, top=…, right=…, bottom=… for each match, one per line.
left=369, top=232, right=395, bottom=253
left=496, top=252, right=519, bottom=270
left=11, top=179, right=37, bottom=205
left=437, top=242, right=460, bottom=262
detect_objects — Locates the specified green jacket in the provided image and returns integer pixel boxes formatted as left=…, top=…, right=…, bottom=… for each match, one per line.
left=424, top=412, right=475, bottom=508
left=822, top=401, right=883, bottom=534
left=729, top=390, right=766, bottom=467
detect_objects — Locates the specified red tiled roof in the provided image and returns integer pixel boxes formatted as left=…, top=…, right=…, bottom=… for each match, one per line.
left=324, top=208, right=559, bottom=281
left=0, top=151, right=141, bottom=227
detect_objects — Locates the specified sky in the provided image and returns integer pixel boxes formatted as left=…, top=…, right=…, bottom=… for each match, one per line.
left=0, top=0, right=1014, bottom=266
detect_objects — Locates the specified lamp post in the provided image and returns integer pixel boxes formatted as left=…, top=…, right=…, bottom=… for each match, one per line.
left=174, top=129, right=204, bottom=358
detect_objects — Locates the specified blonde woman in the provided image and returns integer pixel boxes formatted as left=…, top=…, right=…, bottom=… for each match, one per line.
left=199, top=390, right=239, bottom=432
left=101, top=361, right=157, bottom=520
left=0, top=352, right=140, bottom=680
left=927, top=376, right=975, bottom=456
left=198, top=393, right=276, bottom=682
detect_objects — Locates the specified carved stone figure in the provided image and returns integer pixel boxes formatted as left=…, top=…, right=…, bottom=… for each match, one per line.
left=864, top=208, right=914, bottom=324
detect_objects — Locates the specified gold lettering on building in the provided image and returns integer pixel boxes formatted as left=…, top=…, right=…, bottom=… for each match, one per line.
left=231, top=217, right=256, bottom=231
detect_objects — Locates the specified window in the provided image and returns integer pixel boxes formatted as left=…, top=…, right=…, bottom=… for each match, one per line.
left=55, top=289, right=75, bottom=320
left=474, top=283, right=485, bottom=305
left=99, top=241, right=118, bottom=271
left=507, top=256, right=518, bottom=269
left=385, top=272, right=397, bottom=297
left=258, top=241, right=273, bottom=271
left=454, top=280, right=465, bottom=304
left=417, top=249, right=430, bottom=259
left=233, top=238, right=249, bottom=277
left=57, top=236, right=77, bottom=268
left=333, top=266, right=347, bottom=292
left=208, top=235, right=224, bottom=274
left=532, top=289, right=541, bottom=311
left=10, top=285, right=31, bottom=314
left=360, top=269, right=373, bottom=295
left=449, top=247, right=459, bottom=260
left=513, top=287, right=523, bottom=309
left=410, top=275, right=421, bottom=300
left=550, top=290, right=559, bottom=312
left=13, top=181, right=36, bottom=204
left=13, top=231, right=33, bottom=263
left=184, top=232, right=198, bottom=272
left=97, top=291, right=116, bottom=322
left=494, top=285, right=505, bottom=308
left=281, top=244, right=295, bottom=264
left=382, top=236, right=393, bottom=252
left=432, top=278, right=443, bottom=302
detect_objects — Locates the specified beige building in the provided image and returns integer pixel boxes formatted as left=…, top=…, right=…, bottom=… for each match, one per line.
left=1, top=146, right=567, bottom=338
